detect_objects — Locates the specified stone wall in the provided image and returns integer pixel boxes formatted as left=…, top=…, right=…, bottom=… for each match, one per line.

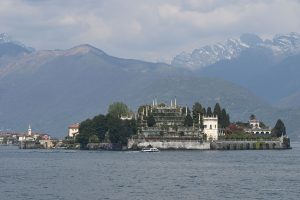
left=128, top=138, right=210, bottom=150
left=211, top=139, right=290, bottom=150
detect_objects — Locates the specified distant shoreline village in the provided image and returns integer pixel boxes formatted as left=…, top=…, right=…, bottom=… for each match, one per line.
left=0, top=98, right=291, bottom=150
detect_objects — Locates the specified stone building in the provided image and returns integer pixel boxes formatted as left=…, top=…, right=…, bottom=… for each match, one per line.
left=203, top=115, right=219, bottom=140
left=136, top=99, right=206, bottom=139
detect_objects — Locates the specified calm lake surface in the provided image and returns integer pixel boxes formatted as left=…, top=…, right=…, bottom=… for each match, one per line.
left=1, top=143, right=300, bottom=200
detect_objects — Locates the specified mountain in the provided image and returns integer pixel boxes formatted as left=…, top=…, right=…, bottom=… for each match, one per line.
left=275, top=90, right=300, bottom=108
left=0, top=44, right=273, bottom=137
left=172, top=33, right=300, bottom=106
left=0, top=33, right=34, bottom=57
left=0, top=39, right=299, bottom=140
left=172, top=32, right=300, bottom=70
left=0, top=44, right=189, bottom=137
left=197, top=50, right=300, bottom=103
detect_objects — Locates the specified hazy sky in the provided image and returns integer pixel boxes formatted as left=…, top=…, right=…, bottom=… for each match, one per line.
left=1, top=0, right=300, bottom=62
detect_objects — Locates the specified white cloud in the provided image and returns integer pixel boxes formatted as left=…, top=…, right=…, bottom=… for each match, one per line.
left=0, top=0, right=300, bottom=62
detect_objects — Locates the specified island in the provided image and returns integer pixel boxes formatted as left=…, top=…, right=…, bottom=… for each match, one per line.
left=72, top=99, right=291, bottom=150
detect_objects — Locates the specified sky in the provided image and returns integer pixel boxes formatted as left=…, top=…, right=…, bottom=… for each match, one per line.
left=1, top=0, right=300, bottom=62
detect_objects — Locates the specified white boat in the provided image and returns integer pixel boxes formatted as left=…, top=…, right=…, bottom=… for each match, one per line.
left=141, top=147, right=159, bottom=152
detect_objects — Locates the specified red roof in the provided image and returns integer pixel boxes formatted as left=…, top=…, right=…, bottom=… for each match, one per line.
left=69, top=123, right=79, bottom=129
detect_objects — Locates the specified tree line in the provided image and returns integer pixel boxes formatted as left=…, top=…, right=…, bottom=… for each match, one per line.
left=184, top=102, right=230, bottom=128
left=76, top=102, right=137, bottom=148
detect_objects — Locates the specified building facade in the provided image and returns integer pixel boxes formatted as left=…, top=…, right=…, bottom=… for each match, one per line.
left=68, top=123, right=80, bottom=137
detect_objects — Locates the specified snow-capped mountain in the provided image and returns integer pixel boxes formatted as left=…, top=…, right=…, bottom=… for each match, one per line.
left=172, top=33, right=300, bottom=69
left=0, top=33, right=12, bottom=43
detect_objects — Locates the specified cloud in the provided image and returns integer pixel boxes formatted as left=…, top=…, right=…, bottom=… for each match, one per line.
left=0, top=0, right=300, bottom=62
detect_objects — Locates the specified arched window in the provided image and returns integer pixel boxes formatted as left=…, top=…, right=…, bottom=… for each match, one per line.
left=210, top=125, right=212, bottom=129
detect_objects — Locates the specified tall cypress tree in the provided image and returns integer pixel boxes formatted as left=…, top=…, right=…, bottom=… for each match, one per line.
left=213, top=103, right=222, bottom=116
left=214, top=103, right=222, bottom=127
left=202, top=107, right=206, bottom=116
left=206, top=107, right=213, bottom=116
left=272, top=119, right=286, bottom=137
left=192, top=102, right=203, bottom=124
left=220, top=108, right=230, bottom=128
left=184, top=114, right=193, bottom=127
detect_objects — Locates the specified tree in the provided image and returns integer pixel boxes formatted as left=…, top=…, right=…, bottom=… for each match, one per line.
left=213, top=103, right=222, bottom=116
left=250, top=114, right=256, bottom=120
left=92, top=114, right=108, bottom=141
left=206, top=107, right=213, bottom=116
left=108, top=102, right=129, bottom=118
left=184, top=114, right=193, bottom=127
left=147, top=114, right=156, bottom=127
left=220, top=108, right=230, bottom=128
left=76, top=111, right=137, bottom=148
left=89, top=135, right=100, bottom=143
left=107, top=115, right=137, bottom=145
left=202, top=108, right=206, bottom=116
left=214, top=103, right=223, bottom=127
left=272, top=119, right=286, bottom=137
left=77, top=119, right=98, bottom=148
left=192, top=102, right=203, bottom=124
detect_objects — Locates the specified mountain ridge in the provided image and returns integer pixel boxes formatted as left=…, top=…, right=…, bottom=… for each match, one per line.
left=172, top=32, right=300, bottom=69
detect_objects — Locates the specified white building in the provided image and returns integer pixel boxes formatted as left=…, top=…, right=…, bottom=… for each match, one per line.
left=203, top=115, right=219, bottom=140
left=68, top=123, right=79, bottom=137
left=249, top=119, right=260, bottom=128
left=245, top=118, right=272, bottom=135
left=120, top=115, right=133, bottom=120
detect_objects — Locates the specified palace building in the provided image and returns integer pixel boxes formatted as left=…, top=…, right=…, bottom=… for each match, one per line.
left=136, top=99, right=219, bottom=141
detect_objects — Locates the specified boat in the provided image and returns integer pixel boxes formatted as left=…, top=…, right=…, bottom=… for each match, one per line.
left=141, top=147, right=159, bottom=152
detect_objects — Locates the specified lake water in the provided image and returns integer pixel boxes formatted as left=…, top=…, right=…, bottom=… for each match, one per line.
left=1, top=143, right=300, bottom=200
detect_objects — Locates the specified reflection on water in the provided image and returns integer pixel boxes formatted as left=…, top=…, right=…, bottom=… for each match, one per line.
left=0, top=143, right=300, bottom=200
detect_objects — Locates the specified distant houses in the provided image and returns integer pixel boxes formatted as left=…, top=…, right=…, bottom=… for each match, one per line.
left=0, top=125, right=52, bottom=148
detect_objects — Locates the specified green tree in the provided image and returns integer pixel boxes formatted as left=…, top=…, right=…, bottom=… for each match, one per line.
left=184, top=114, right=193, bottom=127
left=192, top=102, right=203, bottom=124
left=272, top=119, right=286, bottom=137
left=213, top=103, right=222, bottom=116
left=77, top=119, right=99, bottom=148
left=202, top=107, right=206, bottom=116
left=107, top=115, right=137, bottom=145
left=220, top=108, right=230, bottom=128
left=147, top=114, right=156, bottom=127
left=108, top=102, right=129, bottom=118
left=92, top=114, right=108, bottom=141
left=89, top=135, right=100, bottom=143
left=206, top=107, right=213, bottom=116
left=214, top=103, right=223, bottom=127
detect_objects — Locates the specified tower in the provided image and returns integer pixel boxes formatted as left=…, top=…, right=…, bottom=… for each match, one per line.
left=28, top=124, right=32, bottom=136
left=203, top=115, right=218, bottom=140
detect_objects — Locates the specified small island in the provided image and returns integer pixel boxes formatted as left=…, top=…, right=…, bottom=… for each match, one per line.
left=71, top=99, right=291, bottom=150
